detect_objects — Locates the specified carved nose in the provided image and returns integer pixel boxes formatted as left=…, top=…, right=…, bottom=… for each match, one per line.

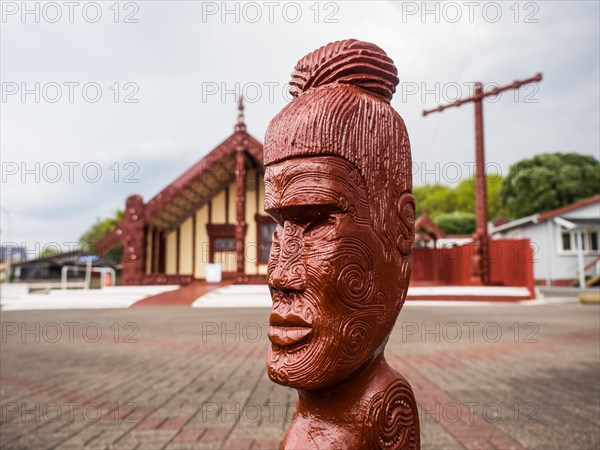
left=268, top=222, right=306, bottom=292
left=269, top=264, right=306, bottom=292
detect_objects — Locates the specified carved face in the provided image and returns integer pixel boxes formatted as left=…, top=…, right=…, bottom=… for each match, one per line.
left=264, top=156, right=407, bottom=390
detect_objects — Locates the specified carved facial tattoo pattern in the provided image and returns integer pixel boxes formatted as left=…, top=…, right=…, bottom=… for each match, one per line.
left=264, top=156, right=409, bottom=390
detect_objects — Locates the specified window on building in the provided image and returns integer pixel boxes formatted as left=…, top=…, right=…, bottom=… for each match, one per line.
left=206, top=224, right=237, bottom=267
left=560, top=228, right=600, bottom=254
left=561, top=231, right=572, bottom=251
left=590, top=231, right=599, bottom=252
left=256, top=216, right=277, bottom=264
left=213, top=238, right=236, bottom=252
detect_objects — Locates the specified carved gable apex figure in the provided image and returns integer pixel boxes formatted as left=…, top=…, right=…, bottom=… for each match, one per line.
left=263, top=39, right=420, bottom=449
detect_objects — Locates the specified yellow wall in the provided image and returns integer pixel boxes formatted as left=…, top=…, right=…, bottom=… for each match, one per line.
left=165, top=231, right=177, bottom=274
left=151, top=171, right=270, bottom=278
left=258, top=172, right=265, bottom=213
left=245, top=170, right=258, bottom=274
left=179, top=217, right=193, bottom=275
left=195, top=205, right=209, bottom=279
left=228, top=182, right=236, bottom=224
left=212, top=190, right=226, bottom=223
left=145, top=227, right=153, bottom=275
left=214, top=251, right=237, bottom=272
left=257, top=173, right=269, bottom=275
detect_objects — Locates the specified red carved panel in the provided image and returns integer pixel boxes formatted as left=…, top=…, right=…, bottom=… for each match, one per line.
left=121, top=195, right=146, bottom=285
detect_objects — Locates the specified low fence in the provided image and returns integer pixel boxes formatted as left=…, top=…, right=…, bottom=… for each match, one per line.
left=125, top=239, right=536, bottom=298
left=412, top=239, right=535, bottom=296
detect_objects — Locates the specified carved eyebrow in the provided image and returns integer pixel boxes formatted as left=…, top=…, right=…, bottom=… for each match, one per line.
left=265, top=204, right=342, bottom=224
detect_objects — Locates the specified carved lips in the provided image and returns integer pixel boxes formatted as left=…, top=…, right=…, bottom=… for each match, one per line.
left=268, top=312, right=313, bottom=347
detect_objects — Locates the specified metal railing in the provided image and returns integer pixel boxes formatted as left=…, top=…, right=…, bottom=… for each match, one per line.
left=61, top=264, right=116, bottom=290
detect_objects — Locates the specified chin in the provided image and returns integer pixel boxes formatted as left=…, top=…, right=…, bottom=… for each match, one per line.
left=266, top=338, right=376, bottom=391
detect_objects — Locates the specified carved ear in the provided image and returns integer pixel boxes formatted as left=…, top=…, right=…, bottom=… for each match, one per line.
left=396, top=193, right=415, bottom=255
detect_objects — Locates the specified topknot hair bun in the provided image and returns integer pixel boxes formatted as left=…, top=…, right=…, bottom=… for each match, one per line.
left=289, top=39, right=399, bottom=103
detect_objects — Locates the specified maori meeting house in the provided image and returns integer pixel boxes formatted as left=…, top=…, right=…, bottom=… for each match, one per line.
left=95, top=100, right=275, bottom=285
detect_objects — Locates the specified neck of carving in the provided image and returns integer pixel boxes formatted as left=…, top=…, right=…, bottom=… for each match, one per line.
left=295, top=351, right=387, bottom=423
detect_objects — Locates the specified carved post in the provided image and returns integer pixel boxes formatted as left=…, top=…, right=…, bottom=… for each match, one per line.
left=234, top=98, right=247, bottom=277
left=472, top=82, right=490, bottom=284
left=263, top=40, right=420, bottom=449
left=122, top=195, right=146, bottom=285
left=423, top=74, right=542, bottom=285
left=235, top=147, right=246, bottom=275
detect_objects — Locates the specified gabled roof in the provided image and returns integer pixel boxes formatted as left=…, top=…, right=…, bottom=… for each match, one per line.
left=145, top=128, right=263, bottom=230
left=537, top=194, right=600, bottom=221
left=415, top=209, right=447, bottom=240
left=95, top=102, right=264, bottom=256
left=492, top=194, right=600, bottom=233
left=141, top=99, right=264, bottom=230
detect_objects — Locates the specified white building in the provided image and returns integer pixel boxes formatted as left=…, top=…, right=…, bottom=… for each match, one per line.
left=492, top=195, right=600, bottom=287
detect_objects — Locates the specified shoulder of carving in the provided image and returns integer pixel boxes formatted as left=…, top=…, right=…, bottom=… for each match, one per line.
left=363, top=370, right=420, bottom=449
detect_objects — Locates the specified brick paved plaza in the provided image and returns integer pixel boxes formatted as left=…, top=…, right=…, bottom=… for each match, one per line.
left=1, top=301, right=598, bottom=450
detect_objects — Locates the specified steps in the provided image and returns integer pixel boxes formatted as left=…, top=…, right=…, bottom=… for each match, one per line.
left=191, top=285, right=534, bottom=308
left=586, top=274, right=600, bottom=287
left=1, top=285, right=179, bottom=311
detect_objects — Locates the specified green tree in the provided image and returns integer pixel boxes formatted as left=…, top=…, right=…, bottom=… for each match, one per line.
left=435, top=212, right=476, bottom=235
left=499, top=153, right=600, bottom=218
left=38, top=247, right=60, bottom=258
left=414, top=184, right=456, bottom=217
left=414, top=175, right=509, bottom=223
left=79, top=209, right=124, bottom=262
left=453, top=175, right=509, bottom=220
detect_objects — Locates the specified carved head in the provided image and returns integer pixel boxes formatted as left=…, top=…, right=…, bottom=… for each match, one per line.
left=264, top=39, right=415, bottom=390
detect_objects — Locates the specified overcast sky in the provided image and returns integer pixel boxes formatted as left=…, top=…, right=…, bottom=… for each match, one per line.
left=1, top=0, right=599, bottom=256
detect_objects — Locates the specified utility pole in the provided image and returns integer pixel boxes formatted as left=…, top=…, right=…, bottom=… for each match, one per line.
left=423, top=73, right=542, bottom=284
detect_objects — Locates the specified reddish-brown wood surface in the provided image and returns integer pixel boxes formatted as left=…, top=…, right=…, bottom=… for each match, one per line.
left=263, top=39, right=420, bottom=449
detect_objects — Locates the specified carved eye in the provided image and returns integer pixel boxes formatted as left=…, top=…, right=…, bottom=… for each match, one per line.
left=272, top=225, right=282, bottom=244
left=269, top=226, right=282, bottom=263
left=304, top=216, right=336, bottom=239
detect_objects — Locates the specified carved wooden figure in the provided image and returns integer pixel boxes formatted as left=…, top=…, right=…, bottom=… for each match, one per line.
left=263, top=39, right=420, bottom=449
